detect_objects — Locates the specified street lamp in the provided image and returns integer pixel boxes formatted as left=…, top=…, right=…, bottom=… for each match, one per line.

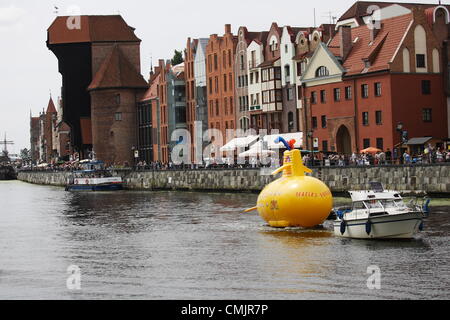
left=396, top=122, right=405, bottom=163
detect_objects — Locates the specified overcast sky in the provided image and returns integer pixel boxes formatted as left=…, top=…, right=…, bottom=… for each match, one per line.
left=0, top=0, right=441, bottom=153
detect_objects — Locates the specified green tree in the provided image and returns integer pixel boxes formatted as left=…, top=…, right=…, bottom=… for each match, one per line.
left=171, top=50, right=184, bottom=66
left=20, top=148, right=31, bottom=161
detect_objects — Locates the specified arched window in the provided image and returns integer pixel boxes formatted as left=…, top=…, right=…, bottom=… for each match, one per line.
left=414, top=25, right=427, bottom=72
left=433, top=48, right=440, bottom=73
left=403, top=47, right=410, bottom=73
left=315, top=66, right=329, bottom=78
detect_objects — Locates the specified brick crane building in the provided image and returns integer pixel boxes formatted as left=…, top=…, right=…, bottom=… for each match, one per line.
left=47, top=15, right=148, bottom=165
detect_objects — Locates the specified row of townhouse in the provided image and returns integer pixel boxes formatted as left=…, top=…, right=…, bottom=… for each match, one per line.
left=142, top=22, right=336, bottom=163
left=45, top=2, right=450, bottom=166
left=142, top=1, right=450, bottom=165
left=30, top=97, right=71, bottom=164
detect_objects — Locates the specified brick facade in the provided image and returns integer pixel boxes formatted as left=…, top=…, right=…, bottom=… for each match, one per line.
left=206, top=25, right=238, bottom=144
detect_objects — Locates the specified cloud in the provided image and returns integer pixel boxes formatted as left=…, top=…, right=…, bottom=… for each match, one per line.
left=0, top=5, right=26, bottom=27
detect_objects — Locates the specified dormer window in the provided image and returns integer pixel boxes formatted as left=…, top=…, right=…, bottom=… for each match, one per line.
left=315, top=66, right=329, bottom=78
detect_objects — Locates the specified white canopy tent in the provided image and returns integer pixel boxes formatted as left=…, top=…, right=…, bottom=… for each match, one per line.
left=220, top=135, right=259, bottom=152
left=238, top=142, right=276, bottom=158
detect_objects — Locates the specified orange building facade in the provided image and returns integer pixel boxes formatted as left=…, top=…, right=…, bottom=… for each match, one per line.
left=206, top=24, right=238, bottom=145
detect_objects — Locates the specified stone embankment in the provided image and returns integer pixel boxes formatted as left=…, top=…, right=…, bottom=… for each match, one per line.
left=18, top=163, right=450, bottom=195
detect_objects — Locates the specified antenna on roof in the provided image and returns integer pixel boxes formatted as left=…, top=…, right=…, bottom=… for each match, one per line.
left=322, top=11, right=337, bottom=24
left=53, top=5, right=59, bottom=15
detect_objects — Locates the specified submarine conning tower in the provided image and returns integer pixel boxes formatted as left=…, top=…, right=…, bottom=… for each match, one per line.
left=47, top=15, right=148, bottom=164
left=272, top=138, right=313, bottom=178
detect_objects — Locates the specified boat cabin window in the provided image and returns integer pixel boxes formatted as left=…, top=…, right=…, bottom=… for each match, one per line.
left=364, top=200, right=383, bottom=210
left=380, top=200, right=397, bottom=209
left=353, top=202, right=366, bottom=211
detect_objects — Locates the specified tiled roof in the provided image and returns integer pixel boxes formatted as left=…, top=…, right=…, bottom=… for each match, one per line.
left=141, top=70, right=161, bottom=102
left=329, top=13, right=413, bottom=76
left=88, top=45, right=148, bottom=91
left=338, top=1, right=450, bottom=24
left=258, top=57, right=280, bottom=68
left=246, top=31, right=270, bottom=45
left=292, top=51, right=314, bottom=61
left=46, top=97, right=57, bottom=114
left=47, top=15, right=140, bottom=45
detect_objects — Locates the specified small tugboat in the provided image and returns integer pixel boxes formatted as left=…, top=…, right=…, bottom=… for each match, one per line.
left=66, top=160, right=123, bottom=192
left=333, top=182, right=430, bottom=239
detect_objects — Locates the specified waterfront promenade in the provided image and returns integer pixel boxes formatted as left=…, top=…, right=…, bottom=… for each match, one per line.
left=18, top=162, right=450, bottom=195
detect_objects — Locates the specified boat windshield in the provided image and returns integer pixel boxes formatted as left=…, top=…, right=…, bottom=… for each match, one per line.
left=72, top=170, right=112, bottom=179
left=380, top=199, right=406, bottom=209
left=364, top=200, right=383, bottom=210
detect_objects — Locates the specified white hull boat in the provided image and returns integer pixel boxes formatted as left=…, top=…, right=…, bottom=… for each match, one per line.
left=333, top=183, right=429, bottom=239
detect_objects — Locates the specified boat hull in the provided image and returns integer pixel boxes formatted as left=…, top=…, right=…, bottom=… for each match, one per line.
left=333, top=212, right=423, bottom=239
left=66, top=183, right=123, bottom=192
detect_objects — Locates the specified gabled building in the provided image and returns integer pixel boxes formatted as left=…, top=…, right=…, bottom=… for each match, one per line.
left=235, top=27, right=268, bottom=131
left=206, top=24, right=238, bottom=144
left=137, top=66, right=162, bottom=164
left=185, top=38, right=198, bottom=161
left=300, top=5, right=448, bottom=156
left=30, top=115, right=40, bottom=162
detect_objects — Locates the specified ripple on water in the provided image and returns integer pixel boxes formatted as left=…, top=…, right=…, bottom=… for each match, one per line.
left=0, top=181, right=449, bottom=300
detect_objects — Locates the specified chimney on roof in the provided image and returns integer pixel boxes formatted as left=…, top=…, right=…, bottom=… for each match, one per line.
left=225, top=24, right=231, bottom=34
left=340, top=26, right=352, bottom=60
left=370, top=22, right=381, bottom=42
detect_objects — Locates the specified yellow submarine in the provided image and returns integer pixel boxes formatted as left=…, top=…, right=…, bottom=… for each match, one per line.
left=245, top=137, right=333, bottom=228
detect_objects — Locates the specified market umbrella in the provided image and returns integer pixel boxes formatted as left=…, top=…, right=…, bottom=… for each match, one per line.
left=361, top=147, right=382, bottom=154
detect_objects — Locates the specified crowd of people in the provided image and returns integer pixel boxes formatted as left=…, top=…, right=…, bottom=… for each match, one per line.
left=21, top=144, right=450, bottom=172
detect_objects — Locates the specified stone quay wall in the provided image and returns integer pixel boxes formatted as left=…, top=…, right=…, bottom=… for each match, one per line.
left=18, top=163, right=450, bottom=195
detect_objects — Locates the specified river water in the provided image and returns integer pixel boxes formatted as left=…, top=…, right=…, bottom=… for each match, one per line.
left=0, top=180, right=448, bottom=300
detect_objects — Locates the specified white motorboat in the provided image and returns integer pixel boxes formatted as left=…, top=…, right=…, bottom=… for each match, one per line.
left=333, top=183, right=430, bottom=239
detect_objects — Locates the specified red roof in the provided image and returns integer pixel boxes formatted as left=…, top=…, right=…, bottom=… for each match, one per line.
left=258, top=57, right=280, bottom=68
left=46, top=97, right=57, bottom=114
left=88, top=45, right=148, bottom=91
left=141, top=71, right=161, bottom=102
left=329, top=13, right=413, bottom=76
left=338, top=1, right=450, bottom=25
left=47, top=15, right=140, bottom=45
